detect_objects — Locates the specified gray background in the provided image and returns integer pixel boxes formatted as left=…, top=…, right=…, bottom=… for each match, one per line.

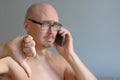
left=0, top=0, right=120, bottom=77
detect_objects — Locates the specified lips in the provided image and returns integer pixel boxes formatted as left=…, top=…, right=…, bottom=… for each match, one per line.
left=45, top=35, right=55, bottom=42
left=47, top=37, right=53, bottom=42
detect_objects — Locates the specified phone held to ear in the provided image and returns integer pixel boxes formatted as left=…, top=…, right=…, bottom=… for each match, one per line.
left=55, top=33, right=64, bottom=46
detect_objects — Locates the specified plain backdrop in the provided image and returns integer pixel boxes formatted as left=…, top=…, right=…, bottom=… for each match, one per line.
left=0, top=0, right=120, bottom=77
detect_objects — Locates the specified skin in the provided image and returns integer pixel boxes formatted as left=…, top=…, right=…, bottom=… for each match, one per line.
left=0, top=2, right=97, bottom=80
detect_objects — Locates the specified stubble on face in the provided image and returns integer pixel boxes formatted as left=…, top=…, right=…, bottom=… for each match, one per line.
left=42, top=31, right=57, bottom=48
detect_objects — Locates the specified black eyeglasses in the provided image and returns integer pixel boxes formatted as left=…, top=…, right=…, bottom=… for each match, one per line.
left=28, top=19, right=62, bottom=31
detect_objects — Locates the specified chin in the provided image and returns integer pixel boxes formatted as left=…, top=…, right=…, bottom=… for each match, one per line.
left=44, top=44, right=53, bottom=48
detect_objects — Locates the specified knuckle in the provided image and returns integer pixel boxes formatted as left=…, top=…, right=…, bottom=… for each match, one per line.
left=23, top=47, right=36, bottom=57
left=24, top=41, right=35, bottom=47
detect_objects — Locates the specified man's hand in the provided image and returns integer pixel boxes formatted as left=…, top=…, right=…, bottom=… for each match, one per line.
left=54, top=28, right=74, bottom=58
left=0, top=34, right=36, bottom=77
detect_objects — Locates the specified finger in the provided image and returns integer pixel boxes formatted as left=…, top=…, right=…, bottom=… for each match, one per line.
left=58, top=28, right=69, bottom=37
left=20, top=61, right=31, bottom=77
left=53, top=42, right=63, bottom=50
left=16, top=34, right=30, bottom=42
left=24, top=40, right=35, bottom=48
left=23, top=47, right=36, bottom=57
left=24, top=35, right=33, bottom=43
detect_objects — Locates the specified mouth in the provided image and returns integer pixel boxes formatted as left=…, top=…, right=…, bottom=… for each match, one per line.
left=46, top=35, right=55, bottom=42
left=47, top=37, right=54, bottom=42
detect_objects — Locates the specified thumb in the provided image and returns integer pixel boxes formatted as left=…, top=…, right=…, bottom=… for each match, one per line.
left=20, top=60, right=31, bottom=77
left=12, top=53, right=31, bottom=77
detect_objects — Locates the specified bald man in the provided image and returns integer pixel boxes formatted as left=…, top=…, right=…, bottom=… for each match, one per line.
left=0, top=2, right=97, bottom=80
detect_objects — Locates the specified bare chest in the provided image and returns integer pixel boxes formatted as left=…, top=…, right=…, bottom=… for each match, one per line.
left=27, top=57, right=64, bottom=80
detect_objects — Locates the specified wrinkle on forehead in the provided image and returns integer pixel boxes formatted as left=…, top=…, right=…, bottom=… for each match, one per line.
left=25, top=2, right=59, bottom=22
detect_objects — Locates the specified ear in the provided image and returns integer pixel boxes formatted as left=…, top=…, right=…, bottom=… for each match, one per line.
left=24, top=19, right=30, bottom=32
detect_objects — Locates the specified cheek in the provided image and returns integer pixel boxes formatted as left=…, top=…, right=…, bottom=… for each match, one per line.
left=27, top=28, right=42, bottom=41
left=35, top=31, right=48, bottom=42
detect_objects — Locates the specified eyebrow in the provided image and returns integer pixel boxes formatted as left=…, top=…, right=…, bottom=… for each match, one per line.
left=42, top=20, right=60, bottom=24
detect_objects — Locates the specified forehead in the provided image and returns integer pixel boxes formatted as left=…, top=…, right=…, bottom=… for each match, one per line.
left=40, top=12, right=58, bottom=22
left=31, top=5, right=59, bottom=22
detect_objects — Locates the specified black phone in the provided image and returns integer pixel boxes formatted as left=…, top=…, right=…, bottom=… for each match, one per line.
left=55, top=33, right=64, bottom=46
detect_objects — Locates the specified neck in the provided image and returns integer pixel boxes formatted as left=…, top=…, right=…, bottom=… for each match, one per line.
left=35, top=47, right=52, bottom=61
left=35, top=43, right=53, bottom=60
left=36, top=48, right=47, bottom=55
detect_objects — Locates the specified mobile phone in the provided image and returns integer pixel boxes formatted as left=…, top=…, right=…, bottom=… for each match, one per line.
left=55, top=33, right=64, bottom=46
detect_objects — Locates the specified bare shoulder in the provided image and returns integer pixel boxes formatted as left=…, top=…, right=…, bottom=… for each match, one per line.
left=47, top=52, right=76, bottom=79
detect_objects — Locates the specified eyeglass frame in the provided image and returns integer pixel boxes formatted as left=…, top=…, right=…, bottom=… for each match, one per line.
left=27, top=18, right=62, bottom=31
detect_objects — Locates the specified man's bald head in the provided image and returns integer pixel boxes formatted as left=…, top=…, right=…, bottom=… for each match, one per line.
left=25, top=2, right=59, bottom=22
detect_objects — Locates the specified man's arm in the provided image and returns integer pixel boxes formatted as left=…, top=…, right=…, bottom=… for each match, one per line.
left=0, top=57, right=29, bottom=80
left=54, top=28, right=97, bottom=80
left=0, top=58, right=9, bottom=74
left=0, top=42, right=11, bottom=58
left=0, top=35, right=36, bottom=58
left=64, top=52, right=97, bottom=80
left=0, top=34, right=36, bottom=77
